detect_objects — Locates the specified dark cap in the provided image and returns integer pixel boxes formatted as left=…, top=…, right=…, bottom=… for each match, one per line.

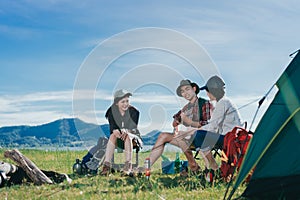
left=200, top=75, right=225, bottom=100
left=199, top=75, right=225, bottom=91
left=176, top=79, right=200, bottom=97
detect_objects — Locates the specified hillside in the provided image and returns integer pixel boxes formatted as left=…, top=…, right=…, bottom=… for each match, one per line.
left=0, top=118, right=108, bottom=147
left=0, top=118, right=159, bottom=148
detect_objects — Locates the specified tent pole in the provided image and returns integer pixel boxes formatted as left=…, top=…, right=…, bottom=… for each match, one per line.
left=226, top=187, right=236, bottom=200
left=249, top=84, right=275, bottom=131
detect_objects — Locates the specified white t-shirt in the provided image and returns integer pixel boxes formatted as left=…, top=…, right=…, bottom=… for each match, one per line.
left=201, top=96, right=242, bottom=135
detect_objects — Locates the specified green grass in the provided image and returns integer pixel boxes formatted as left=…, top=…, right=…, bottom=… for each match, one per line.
left=0, top=149, right=246, bottom=200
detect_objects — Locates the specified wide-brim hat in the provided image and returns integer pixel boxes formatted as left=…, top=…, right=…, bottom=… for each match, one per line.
left=176, top=79, right=200, bottom=97
left=113, top=89, right=132, bottom=102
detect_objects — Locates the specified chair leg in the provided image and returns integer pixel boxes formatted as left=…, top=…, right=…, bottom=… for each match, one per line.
left=194, top=150, right=200, bottom=160
left=133, top=147, right=139, bottom=168
left=111, top=148, right=140, bottom=170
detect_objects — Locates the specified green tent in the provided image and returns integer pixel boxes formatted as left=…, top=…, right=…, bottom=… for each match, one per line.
left=228, top=50, right=300, bottom=199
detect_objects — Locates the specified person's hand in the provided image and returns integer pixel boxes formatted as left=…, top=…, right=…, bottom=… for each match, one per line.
left=112, top=129, right=122, bottom=137
left=120, top=129, right=128, bottom=141
left=180, top=112, right=200, bottom=128
left=173, top=110, right=182, bottom=121
left=180, top=112, right=191, bottom=126
left=172, top=119, right=180, bottom=127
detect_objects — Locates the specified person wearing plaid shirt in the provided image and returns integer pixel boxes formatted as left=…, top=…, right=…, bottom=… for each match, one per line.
left=180, top=98, right=211, bottom=127
left=149, top=79, right=212, bottom=174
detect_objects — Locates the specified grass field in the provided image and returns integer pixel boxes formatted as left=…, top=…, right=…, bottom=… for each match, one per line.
left=0, top=149, right=246, bottom=200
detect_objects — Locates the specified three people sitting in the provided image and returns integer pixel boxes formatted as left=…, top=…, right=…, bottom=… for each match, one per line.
left=100, top=75, right=242, bottom=176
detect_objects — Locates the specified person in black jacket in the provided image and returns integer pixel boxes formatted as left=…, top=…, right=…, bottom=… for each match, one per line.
left=100, top=89, right=141, bottom=176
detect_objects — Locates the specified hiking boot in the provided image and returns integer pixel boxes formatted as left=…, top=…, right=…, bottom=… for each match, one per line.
left=121, top=162, right=134, bottom=177
left=179, top=169, right=189, bottom=177
left=190, top=165, right=201, bottom=176
left=121, top=171, right=134, bottom=177
left=100, top=162, right=112, bottom=176
left=179, top=165, right=201, bottom=178
left=205, top=169, right=214, bottom=183
left=200, top=168, right=214, bottom=183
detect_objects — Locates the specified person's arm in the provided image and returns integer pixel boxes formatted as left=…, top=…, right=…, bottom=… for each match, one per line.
left=180, top=112, right=201, bottom=128
left=106, top=108, right=124, bottom=137
left=202, top=100, right=226, bottom=133
left=131, top=109, right=139, bottom=129
left=128, top=106, right=140, bottom=135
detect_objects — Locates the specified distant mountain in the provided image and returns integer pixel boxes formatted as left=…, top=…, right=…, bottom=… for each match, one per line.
left=0, top=118, right=108, bottom=147
left=141, top=130, right=161, bottom=145
left=0, top=118, right=160, bottom=148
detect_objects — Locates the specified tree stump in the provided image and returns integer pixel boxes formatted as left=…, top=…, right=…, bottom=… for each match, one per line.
left=4, top=149, right=53, bottom=185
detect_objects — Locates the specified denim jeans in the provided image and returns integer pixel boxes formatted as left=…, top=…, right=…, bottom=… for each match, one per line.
left=192, top=130, right=224, bottom=151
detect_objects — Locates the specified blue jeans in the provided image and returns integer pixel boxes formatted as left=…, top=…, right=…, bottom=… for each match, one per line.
left=192, top=130, right=224, bottom=151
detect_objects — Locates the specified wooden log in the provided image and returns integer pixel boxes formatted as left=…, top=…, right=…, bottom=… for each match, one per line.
left=4, top=149, right=53, bottom=185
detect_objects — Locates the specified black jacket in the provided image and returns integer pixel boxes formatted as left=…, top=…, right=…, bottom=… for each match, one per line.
left=105, top=105, right=140, bottom=136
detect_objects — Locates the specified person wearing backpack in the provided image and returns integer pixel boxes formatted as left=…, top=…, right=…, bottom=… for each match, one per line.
left=148, top=79, right=212, bottom=175
left=192, top=75, right=243, bottom=175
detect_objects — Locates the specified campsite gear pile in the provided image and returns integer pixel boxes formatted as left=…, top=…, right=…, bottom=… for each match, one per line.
left=0, top=161, right=17, bottom=187
left=161, top=153, right=188, bottom=175
left=73, top=137, right=108, bottom=175
left=220, top=126, right=253, bottom=182
left=1, top=149, right=71, bottom=187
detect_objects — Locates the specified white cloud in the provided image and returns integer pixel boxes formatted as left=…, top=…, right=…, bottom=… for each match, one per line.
left=0, top=91, right=73, bottom=126
left=0, top=89, right=183, bottom=127
left=0, top=110, right=73, bottom=127
left=0, top=0, right=298, bottom=133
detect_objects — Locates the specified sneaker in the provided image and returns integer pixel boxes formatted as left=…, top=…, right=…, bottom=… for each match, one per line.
left=100, top=162, right=112, bottom=176
left=202, top=168, right=214, bottom=183
left=121, top=170, right=134, bottom=177
left=180, top=165, right=201, bottom=177
left=121, top=162, right=133, bottom=177
left=179, top=168, right=189, bottom=177
left=190, top=165, right=202, bottom=176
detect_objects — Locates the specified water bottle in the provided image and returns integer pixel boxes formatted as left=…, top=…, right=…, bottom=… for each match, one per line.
left=144, top=157, right=150, bottom=180
left=174, top=152, right=180, bottom=173
left=161, top=154, right=170, bottom=161
left=73, top=159, right=82, bottom=175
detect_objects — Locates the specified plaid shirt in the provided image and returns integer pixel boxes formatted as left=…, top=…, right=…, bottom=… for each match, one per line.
left=199, top=99, right=212, bottom=126
left=181, top=97, right=212, bottom=127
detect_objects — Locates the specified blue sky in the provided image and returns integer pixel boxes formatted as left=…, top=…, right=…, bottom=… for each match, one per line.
left=0, top=0, right=299, bottom=134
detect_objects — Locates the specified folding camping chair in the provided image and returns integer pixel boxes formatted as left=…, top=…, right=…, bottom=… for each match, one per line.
left=191, top=142, right=223, bottom=161
left=101, top=128, right=143, bottom=171
left=191, top=122, right=249, bottom=169
left=111, top=137, right=141, bottom=170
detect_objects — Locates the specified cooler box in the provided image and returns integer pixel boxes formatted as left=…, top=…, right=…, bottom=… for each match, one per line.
left=161, top=160, right=188, bottom=174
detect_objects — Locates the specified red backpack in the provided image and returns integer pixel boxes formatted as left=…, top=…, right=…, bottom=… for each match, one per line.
left=220, top=126, right=253, bottom=182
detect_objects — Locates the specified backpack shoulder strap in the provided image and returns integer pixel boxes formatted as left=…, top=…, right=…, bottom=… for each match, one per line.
left=197, top=97, right=208, bottom=121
